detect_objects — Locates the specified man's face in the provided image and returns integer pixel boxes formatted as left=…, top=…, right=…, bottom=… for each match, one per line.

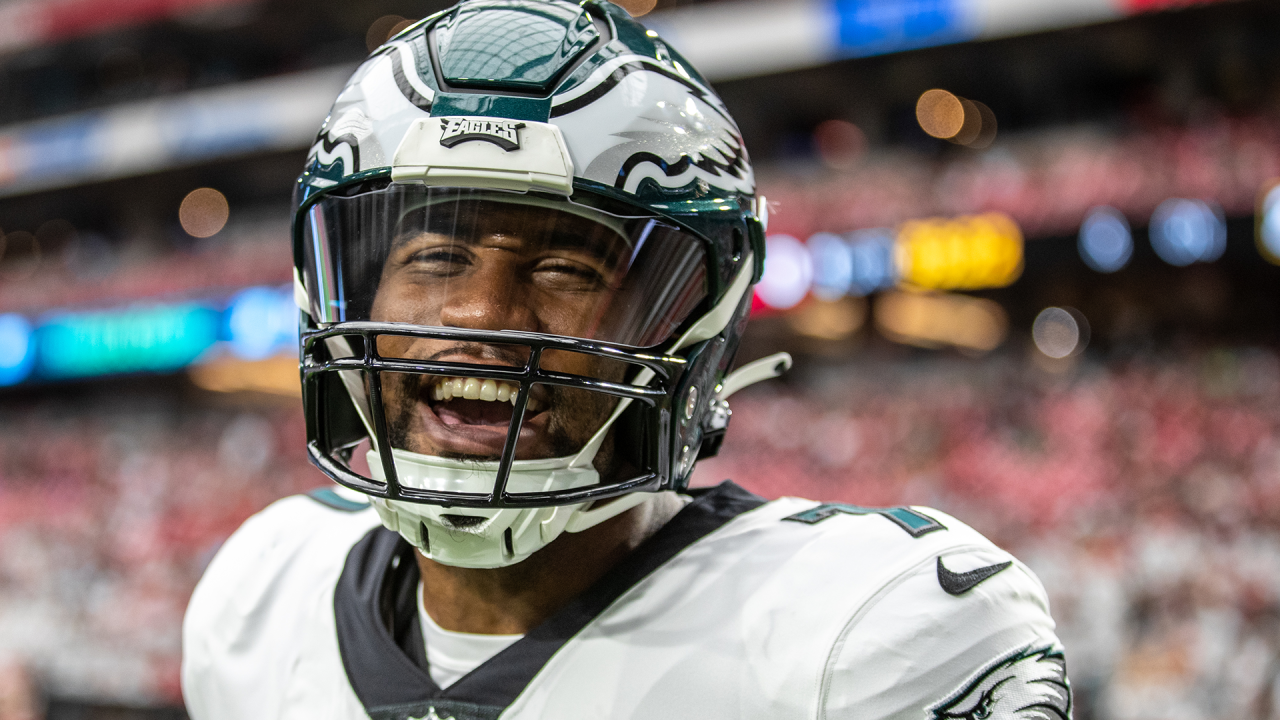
left=368, top=200, right=632, bottom=466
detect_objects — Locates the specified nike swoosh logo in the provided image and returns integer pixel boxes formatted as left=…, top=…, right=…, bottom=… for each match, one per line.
left=936, top=557, right=1012, bottom=595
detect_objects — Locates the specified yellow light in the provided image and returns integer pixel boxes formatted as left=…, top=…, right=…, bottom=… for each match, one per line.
left=895, top=212, right=1023, bottom=291
left=874, top=291, right=1007, bottom=353
left=916, top=90, right=965, bottom=139
left=916, top=90, right=997, bottom=148
left=615, top=0, right=657, bottom=17
left=1256, top=178, right=1280, bottom=266
left=179, top=188, right=230, bottom=239
left=786, top=297, right=867, bottom=341
left=190, top=356, right=300, bottom=397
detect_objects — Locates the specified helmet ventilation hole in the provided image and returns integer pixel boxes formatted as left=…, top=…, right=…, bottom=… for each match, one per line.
left=419, top=521, right=430, bottom=552
left=441, top=514, right=485, bottom=529
left=503, top=528, right=515, bottom=559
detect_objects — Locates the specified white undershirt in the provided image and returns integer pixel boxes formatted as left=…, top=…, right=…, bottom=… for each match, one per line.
left=417, top=581, right=524, bottom=689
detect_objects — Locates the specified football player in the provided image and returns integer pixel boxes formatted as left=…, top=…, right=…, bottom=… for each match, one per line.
left=182, top=1, right=1072, bottom=718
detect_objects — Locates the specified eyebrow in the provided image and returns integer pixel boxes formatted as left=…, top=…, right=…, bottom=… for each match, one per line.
left=392, top=213, right=633, bottom=269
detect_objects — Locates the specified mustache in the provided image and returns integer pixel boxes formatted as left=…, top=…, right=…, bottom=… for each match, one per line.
left=421, top=341, right=532, bottom=367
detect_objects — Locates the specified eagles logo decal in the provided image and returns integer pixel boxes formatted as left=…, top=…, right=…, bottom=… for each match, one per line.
left=439, top=118, right=525, bottom=151
left=930, top=646, right=1071, bottom=720
left=551, top=55, right=755, bottom=197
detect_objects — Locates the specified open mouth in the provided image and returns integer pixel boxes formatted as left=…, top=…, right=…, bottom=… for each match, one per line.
left=415, top=375, right=552, bottom=459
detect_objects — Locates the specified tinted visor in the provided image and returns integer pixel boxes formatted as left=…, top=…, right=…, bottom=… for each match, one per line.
left=301, top=184, right=709, bottom=348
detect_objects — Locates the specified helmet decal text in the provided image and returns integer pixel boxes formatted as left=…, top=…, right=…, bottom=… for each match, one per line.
left=439, top=118, right=526, bottom=152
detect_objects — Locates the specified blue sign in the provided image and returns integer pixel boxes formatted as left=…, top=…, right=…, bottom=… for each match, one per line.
left=832, top=0, right=969, bottom=56
left=36, top=304, right=221, bottom=380
left=0, top=313, right=35, bottom=386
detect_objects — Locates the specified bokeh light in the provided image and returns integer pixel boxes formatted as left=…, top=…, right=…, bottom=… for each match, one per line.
left=1257, top=182, right=1280, bottom=265
left=895, top=213, right=1023, bottom=290
left=874, top=291, right=1007, bottom=352
left=813, top=119, right=866, bottom=170
left=366, top=15, right=414, bottom=52
left=756, top=234, right=813, bottom=310
left=189, top=356, right=301, bottom=397
left=849, top=230, right=897, bottom=295
left=1149, top=198, right=1226, bottom=267
left=916, top=90, right=996, bottom=148
left=227, top=287, right=297, bottom=361
left=179, top=187, right=230, bottom=238
left=964, top=99, right=997, bottom=149
left=916, top=89, right=965, bottom=139
left=613, top=0, right=657, bottom=17
left=785, top=297, right=867, bottom=341
left=808, top=232, right=853, bottom=300
left=1032, top=307, right=1089, bottom=359
left=1078, top=205, right=1133, bottom=273
left=0, top=313, right=35, bottom=386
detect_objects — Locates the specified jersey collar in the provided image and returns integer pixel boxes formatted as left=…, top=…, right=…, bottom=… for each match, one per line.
left=333, top=481, right=765, bottom=720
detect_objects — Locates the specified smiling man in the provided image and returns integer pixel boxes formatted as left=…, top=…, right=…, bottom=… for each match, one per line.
left=181, top=1, right=1071, bottom=719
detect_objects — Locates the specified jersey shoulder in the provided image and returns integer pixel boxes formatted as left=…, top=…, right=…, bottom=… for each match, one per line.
left=733, top=496, right=1024, bottom=583
left=734, top=498, right=1067, bottom=720
left=182, top=487, right=380, bottom=720
left=186, top=487, right=380, bottom=620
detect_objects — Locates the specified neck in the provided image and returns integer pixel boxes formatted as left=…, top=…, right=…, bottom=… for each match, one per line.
left=416, top=492, right=684, bottom=635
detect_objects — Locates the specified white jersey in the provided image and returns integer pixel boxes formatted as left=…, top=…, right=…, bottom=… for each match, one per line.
left=182, top=483, right=1070, bottom=720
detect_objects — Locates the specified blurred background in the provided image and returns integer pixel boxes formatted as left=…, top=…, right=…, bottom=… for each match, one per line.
left=0, top=0, right=1277, bottom=717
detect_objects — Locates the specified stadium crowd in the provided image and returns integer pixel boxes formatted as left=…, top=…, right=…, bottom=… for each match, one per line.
left=0, top=346, right=1278, bottom=719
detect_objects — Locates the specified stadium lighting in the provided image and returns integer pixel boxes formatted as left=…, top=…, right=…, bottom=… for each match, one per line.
left=848, top=229, right=898, bottom=296
left=179, top=188, right=231, bottom=239
left=1149, top=198, right=1226, bottom=267
left=227, top=286, right=297, bottom=361
left=1078, top=206, right=1133, bottom=273
left=0, top=313, right=35, bottom=386
left=808, top=232, right=854, bottom=300
left=874, top=290, right=1007, bottom=353
left=1257, top=182, right=1280, bottom=265
left=896, top=213, right=1023, bottom=290
left=1032, top=307, right=1089, bottom=359
left=756, top=234, right=813, bottom=310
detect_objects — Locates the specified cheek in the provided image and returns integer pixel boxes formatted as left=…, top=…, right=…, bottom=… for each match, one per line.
left=371, top=283, right=444, bottom=326
left=534, top=292, right=610, bottom=338
left=540, top=349, right=630, bottom=383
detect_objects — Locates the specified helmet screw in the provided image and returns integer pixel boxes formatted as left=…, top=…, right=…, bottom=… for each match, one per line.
left=684, top=387, right=699, bottom=422
left=680, top=444, right=695, bottom=476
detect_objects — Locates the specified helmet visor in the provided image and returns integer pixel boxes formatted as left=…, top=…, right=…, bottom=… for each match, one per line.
left=301, top=184, right=709, bottom=348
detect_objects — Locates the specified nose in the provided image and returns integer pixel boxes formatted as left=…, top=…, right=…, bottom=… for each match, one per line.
left=437, top=253, right=539, bottom=333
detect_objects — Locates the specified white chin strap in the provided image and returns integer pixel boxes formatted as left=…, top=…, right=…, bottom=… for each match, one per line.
left=307, top=254, right=780, bottom=568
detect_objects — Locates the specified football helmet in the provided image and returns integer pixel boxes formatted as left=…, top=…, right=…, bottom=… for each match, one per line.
left=292, top=0, right=789, bottom=567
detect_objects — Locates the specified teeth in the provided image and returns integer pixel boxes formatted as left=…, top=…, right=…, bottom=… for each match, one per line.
left=430, top=377, right=529, bottom=408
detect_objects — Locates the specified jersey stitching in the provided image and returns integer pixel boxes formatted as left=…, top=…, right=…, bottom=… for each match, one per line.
left=815, top=542, right=994, bottom=720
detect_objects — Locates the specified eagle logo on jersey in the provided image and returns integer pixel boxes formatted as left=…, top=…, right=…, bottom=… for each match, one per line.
left=929, top=646, right=1071, bottom=720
